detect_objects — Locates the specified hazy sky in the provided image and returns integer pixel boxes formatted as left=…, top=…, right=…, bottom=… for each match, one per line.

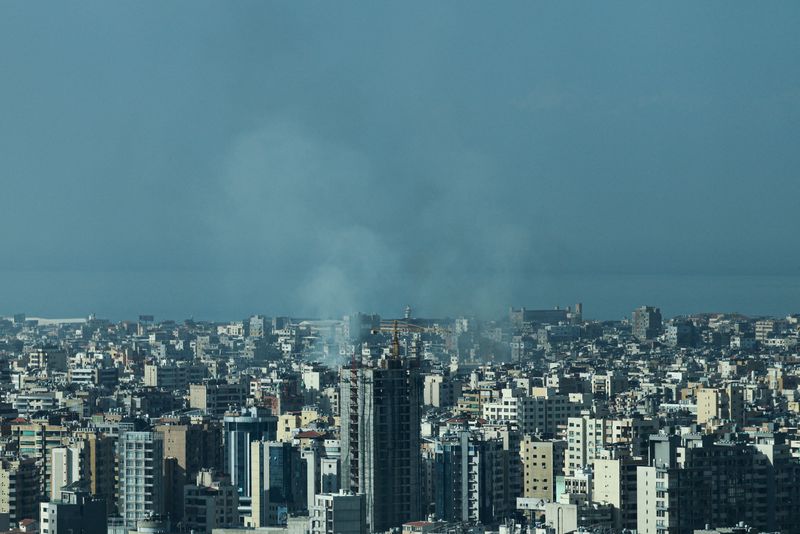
left=1, top=2, right=799, bottom=320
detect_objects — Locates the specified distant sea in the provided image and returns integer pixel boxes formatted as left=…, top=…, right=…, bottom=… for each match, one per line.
left=1, top=271, right=798, bottom=322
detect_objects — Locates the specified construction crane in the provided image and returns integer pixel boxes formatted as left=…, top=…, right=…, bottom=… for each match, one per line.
left=370, top=319, right=451, bottom=359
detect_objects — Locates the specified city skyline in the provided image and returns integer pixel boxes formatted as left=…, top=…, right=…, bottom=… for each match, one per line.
left=0, top=286, right=798, bottom=323
left=2, top=2, right=800, bottom=533
left=3, top=303, right=800, bottom=533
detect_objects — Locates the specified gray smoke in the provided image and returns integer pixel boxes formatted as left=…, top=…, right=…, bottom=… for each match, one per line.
left=2, top=2, right=799, bottom=320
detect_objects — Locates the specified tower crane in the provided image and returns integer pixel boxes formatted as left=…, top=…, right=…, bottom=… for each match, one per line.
left=370, top=320, right=451, bottom=359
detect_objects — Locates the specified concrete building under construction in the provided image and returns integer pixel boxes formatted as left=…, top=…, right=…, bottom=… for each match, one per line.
left=340, top=350, right=423, bottom=533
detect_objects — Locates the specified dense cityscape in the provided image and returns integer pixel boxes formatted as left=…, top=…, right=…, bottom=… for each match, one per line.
left=4, top=1, right=800, bottom=534
left=0, top=305, right=799, bottom=534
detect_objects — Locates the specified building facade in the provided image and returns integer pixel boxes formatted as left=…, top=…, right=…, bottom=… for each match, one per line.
left=118, top=431, right=165, bottom=528
left=340, top=355, right=423, bottom=532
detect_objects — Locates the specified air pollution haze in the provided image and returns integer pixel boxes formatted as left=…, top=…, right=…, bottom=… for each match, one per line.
left=2, top=2, right=800, bottom=320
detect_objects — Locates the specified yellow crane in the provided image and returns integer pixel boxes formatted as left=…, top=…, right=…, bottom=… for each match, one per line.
left=370, top=320, right=451, bottom=359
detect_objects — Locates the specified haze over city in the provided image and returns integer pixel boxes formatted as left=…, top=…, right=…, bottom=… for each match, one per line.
left=2, top=2, right=800, bottom=320
left=4, top=4, right=800, bottom=534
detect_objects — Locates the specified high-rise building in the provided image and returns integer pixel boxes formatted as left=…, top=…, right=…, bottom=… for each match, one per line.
left=0, top=457, right=38, bottom=523
left=11, top=421, right=68, bottom=496
left=511, top=335, right=536, bottom=362
left=665, top=320, right=695, bottom=347
left=340, top=354, right=422, bottom=532
left=40, top=481, right=106, bottom=534
left=520, top=436, right=565, bottom=502
left=302, top=443, right=341, bottom=512
left=183, top=470, right=239, bottom=534
left=249, top=441, right=307, bottom=527
left=591, top=371, right=628, bottom=398
left=433, top=430, right=513, bottom=525
left=752, top=432, right=800, bottom=532
left=72, top=431, right=116, bottom=514
left=249, top=315, right=267, bottom=338
left=143, top=362, right=208, bottom=389
left=27, top=346, right=68, bottom=373
left=342, top=314, right=381, bottom=344
left=118, top=431, right=165, bottom=529
left=223, top=407, right=277, bottom=521
left=696, top=384, right=744, bottom=427
left=310, top=491, right=367, bottom=534
left=632, top=306, right=662, bottom=341
left=423, top=374, right=462, bottom=408
left=481, top=423, right=522, bottom=514
left=189, top=381, right=247, bottom=417
left=592, top=452, right=645, bottom=531
left=754, top=319, right=777, bottom=342
left=565, top=416, right=658, bottom=476
left=155, top=419, right=223, bottom=521
left=49, top=446, right=82, bottom=501
left=636, top=433, right=800, bottom=534
left=482, top=387, right=584, bottom=436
